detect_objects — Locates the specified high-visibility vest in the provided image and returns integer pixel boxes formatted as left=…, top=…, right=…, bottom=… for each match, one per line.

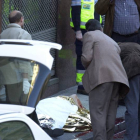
left=70, top=0, right=94, bottom=29
left=70, top=0, right=102, bottom=29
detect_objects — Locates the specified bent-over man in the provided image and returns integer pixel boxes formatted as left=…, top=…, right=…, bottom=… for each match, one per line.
left=81, top=19, right=129, bottom=140
left=119, top=42, right=140, bottom=140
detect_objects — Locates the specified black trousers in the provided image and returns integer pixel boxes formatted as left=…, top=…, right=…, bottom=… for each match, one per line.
left=75, top=29, right=86, bottom=71
left=111, top=31, right=140, bottom=44
left=75, top=29, right=86, bottom=90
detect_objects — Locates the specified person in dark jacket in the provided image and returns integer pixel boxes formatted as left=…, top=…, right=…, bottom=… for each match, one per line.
left=119, top=42, right=140, bottom=140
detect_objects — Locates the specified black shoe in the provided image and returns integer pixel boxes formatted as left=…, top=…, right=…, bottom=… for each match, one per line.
left=77, top=89, right=88, bottom=95
left=77, top=85, right=88, bottom=95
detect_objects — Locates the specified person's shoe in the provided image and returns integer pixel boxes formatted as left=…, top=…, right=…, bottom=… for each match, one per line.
left=77, top=89, right=88, bottom=95
left=77, top=85, right=88, bottom=95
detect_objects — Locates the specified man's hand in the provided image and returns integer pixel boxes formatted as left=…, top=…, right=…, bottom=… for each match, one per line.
left=76, top=30, right=83, bottom=41
left=23, top=78, right=31, bottom=94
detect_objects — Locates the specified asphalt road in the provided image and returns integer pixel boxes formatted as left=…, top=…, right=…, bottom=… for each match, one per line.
left=51, top=86, right=139, bottom=140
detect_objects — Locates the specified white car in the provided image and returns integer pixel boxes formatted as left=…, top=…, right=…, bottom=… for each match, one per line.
left=0, top=40, right=62, bottom=140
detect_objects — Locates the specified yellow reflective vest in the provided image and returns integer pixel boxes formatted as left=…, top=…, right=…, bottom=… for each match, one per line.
left=70, top=0, right=102, bottom=29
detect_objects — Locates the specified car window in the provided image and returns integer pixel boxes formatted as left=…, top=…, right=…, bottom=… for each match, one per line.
left=0, top=121, right=35, bottom=140
left=0, top=57, right=39, bottom=105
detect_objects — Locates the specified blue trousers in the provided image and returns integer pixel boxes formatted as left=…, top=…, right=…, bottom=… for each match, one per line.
left=124, top=75, right=140, bottom=140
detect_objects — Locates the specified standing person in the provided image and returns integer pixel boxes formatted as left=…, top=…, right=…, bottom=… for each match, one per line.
left=119, top=42, right=140, bottom=140
left=70, top=0, right=102, bottom=94
left=81, top=19, right=129, bottom=140
left=0, top=10, right=32, bottom=102
left=95, top=0, right=140, bottom=44
left=0, top=10, right=32, bottom=39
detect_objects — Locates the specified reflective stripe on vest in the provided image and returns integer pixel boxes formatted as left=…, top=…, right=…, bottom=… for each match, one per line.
left=100, top=15, right=102, bottom=24
left=71, top=1, right=81, bottom=5
left=70, top=0, right=94, bottom=29
left=76, top=70, right=85, bottom=83
left=77, top=82, right=83, bottom=85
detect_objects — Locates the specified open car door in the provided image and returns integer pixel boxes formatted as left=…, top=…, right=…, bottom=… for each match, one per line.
left=0, top=40, right=62, bottom=140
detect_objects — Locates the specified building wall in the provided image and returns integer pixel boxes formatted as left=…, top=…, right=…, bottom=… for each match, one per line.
left=41, top=0, right=77, bottom=98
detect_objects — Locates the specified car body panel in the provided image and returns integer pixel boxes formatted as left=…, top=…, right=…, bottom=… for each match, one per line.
left=0, top=40, right=62, bottom=70
left=0, top=40, right=62, bottom=139
left=0, top=112, right=52, bottom=140
left=0, top=104, right=34, bottom=115
left=0, top=40, right=62, bottom=109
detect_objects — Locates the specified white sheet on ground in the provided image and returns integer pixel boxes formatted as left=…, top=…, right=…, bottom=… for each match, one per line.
left=36, top=97, right=78, bottom=129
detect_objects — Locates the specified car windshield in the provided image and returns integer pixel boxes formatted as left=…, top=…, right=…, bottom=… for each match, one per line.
left=0, top=57, right=39, bottom=105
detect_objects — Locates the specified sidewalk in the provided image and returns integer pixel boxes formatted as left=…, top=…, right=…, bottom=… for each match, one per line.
left=51, top=86, right=127, bottom=140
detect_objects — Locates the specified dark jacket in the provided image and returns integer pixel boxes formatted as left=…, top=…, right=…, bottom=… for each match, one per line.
left=95, top=0, right=140, bottom=37
left=119, top=42, right=140, bottom=79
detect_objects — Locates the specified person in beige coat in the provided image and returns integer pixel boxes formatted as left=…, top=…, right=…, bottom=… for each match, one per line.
left=81, top=19, right=129, bottom=140
left=0, top=10, right=32, bottom=104
left=0, top=10, right=32, bottom=39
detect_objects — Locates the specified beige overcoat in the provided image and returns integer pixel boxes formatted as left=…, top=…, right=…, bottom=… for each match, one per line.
left=0, top=23, right=32, bottom=39
left=0, top=23, right=32, bottom=84
left=81, top=30, right=129, bottom=97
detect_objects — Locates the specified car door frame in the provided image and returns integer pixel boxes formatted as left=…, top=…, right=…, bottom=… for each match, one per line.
left=0, top=112, right=52, bottom=140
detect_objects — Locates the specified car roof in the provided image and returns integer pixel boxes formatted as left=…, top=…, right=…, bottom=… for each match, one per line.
left=0, top=40, right=62, bottom=70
